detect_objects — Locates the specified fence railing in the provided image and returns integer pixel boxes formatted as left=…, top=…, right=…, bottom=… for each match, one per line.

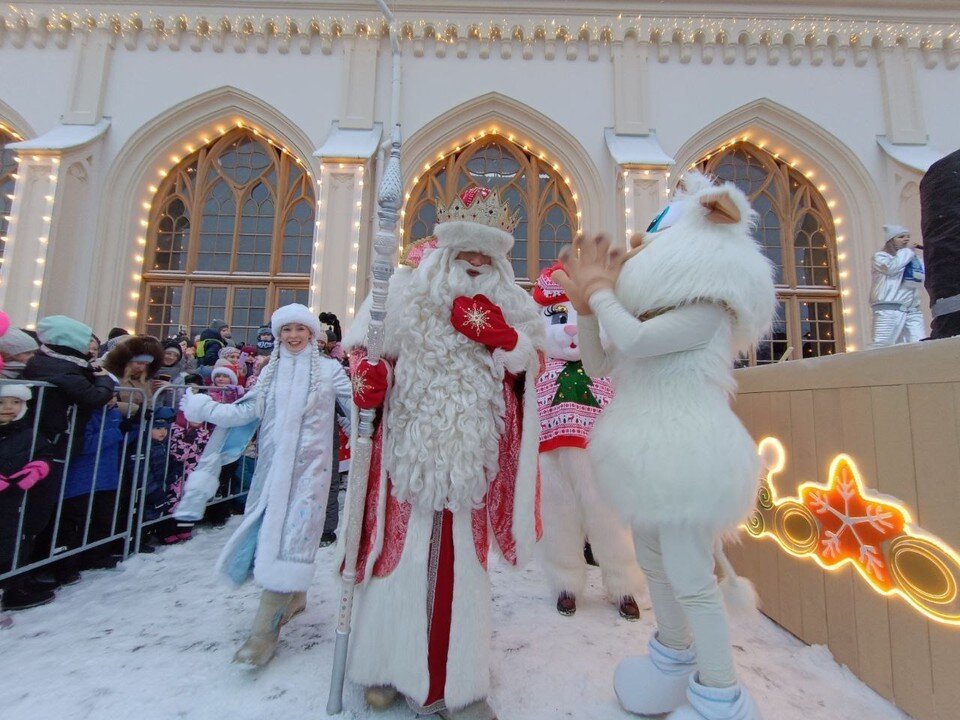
left=0, top=380, right=253, bottom=585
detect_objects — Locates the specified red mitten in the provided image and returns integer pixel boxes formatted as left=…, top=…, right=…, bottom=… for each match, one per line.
left=10, top=460, right=50, bottom=491
left=352, top=358, right=390, bottom=410
left=450, top=294, right=519, bottom=351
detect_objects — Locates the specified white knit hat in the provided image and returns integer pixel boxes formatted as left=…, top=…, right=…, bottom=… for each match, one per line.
left=210, top=364, right=238, bottom=385
left=0, top=328, right=39, bottom=357
left=883, top=224, right=910, bottom=242
left=0, top=383, right=32, bottom=421
left=0, top=383, right=32, bottom=401
left=270, top=303, right=322, bottom=339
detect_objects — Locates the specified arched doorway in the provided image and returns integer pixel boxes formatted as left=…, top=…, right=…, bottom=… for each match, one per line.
left=696, top=141, right=843, bottom=364
left=404, top=132, right=578, bottom=284
left=140, top=127, right=314, bottom=344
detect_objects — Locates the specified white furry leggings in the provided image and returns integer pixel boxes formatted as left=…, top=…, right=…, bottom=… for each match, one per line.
left=632, top=524, right=737, bottom=688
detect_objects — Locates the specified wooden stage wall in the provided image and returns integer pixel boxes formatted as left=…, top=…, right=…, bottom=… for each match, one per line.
left=728, top=337, right=960, bottom=720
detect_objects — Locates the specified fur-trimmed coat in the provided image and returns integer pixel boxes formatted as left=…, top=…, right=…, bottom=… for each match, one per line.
left=342, top=264, right=544, bottom=710
left=181, top=349, right=352, bottom=592
left=581, top=174, right=777, bottom=535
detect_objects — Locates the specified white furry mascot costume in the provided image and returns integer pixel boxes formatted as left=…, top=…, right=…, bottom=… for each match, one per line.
left=533, top=263, right=644, bottom=619
left=556, top=174, right=776, bottom=720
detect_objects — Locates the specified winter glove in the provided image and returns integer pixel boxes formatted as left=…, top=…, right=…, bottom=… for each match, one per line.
left=352, top=358, right=389, bottom=410
left=8, top=460, right=51, bottom=491
left=181, top=391, right=214, bottom=424
left=450, top=295, right=519, bottom=351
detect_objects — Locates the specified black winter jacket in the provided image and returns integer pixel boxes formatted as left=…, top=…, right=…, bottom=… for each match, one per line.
left=0, top=417, right=54, bottom=476
left=198, top=329, right=226, bottom=367
left=22, top=344, right=117, bottom=454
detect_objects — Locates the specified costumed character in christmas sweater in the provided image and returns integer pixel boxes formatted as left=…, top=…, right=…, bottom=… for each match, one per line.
left=175, top=303, right=352, bottom=667
left=555, top=173, right=776, bottom=720
left=533, top=263, right=643, bottom=620
left=870, top=224, right=925, bottom=346
left=342, top=186, right=545, bottom=720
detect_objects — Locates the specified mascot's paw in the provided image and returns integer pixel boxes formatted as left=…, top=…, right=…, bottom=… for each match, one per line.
left=618, top=595, right=640, bottom=621
left=667, top=677, right=762, bottom=720
left=615, top=635, right=696, bottom=715
left=556, top=592, right=577, bottom=616
left=364, top=685, right=398, bottom=710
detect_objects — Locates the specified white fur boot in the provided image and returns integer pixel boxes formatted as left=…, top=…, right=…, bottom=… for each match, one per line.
left=668, top=676, right=762, bottom=719
left=280, top=591, right=306, bottom=625
left=614, top=634, right=697, bottom=715
left=233, top=590, right=290, bottom=667
left=364, top=686, right=398, bottom=710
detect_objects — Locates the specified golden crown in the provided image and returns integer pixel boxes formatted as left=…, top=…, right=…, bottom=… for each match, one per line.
left=436, top=186, right=520, bottom=233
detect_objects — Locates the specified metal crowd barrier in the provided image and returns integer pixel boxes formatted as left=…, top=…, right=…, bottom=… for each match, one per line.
left=0, top=380, right=147, bottom=584
left=0, top=380, right=256, bottom=585
left=132, top=383, right=254, bottom=554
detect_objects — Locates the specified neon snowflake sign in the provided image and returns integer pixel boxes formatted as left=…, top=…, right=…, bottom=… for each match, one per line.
left=745, top=438, right=960, bottom=626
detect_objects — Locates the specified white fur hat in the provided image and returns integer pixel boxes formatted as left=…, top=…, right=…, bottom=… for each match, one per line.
left=883, top=224, right=910, bottom=242
left=271, top=303, right=321, bottom=339
left=434, top=220, right=514, bottom=257
left=0, top=383, right=32, bottom=401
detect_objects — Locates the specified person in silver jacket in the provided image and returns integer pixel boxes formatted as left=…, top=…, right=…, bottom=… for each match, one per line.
left=176, top=303, right=352, bottom=667
left=870, top=224, right=926, bottom=347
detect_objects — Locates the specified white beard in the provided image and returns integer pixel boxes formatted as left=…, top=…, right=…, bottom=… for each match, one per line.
left=384, top=257, right=512, bottom=512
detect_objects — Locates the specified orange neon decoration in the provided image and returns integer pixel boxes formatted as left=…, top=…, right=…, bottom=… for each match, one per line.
left=746, top=438, right=960, bottom=626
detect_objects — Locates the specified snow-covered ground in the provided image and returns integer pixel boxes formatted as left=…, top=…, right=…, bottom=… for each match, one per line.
left=0, top=520, right=909, bottom=720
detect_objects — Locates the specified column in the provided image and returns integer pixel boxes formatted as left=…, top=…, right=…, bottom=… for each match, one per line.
left=0, top=29, right=112, bottom=327
left=312, top=161, right=367, bottom=321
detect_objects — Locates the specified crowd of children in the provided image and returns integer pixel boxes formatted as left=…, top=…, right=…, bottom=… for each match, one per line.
left=0, top=311, right=351, bottom=618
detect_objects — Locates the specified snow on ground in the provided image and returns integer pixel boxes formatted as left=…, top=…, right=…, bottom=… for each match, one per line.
left=0, top=520, right=909, bottom=720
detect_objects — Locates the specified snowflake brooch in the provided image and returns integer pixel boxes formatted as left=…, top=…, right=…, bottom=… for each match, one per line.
left=744, top=437, right=960, bottom=625
left=351, top=369, right=369, bottom=399
left=464, top=304, right=490, bottom=333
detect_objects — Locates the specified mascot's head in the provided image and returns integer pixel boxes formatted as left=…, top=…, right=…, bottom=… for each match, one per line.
left=533, top=262, right=581, bottom=362
left=617, top=172, right=777, bottom=355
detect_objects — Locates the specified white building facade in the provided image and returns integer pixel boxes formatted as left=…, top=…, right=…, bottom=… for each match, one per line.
left=0, top=1, right=957, bottom=356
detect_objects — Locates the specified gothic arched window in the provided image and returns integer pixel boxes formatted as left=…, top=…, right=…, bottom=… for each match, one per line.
left=0, top=128, right=22, bottom=262
left=404, top=134, right=578, bottom=284
left=697, top=142, right=843, bottom=365
left=142, top=128, right=314, bottom=344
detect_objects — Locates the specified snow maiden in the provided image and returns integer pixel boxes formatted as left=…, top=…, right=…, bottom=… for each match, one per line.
left=176, top=303, right=352, bottom=667
left=556, top=173, right=777, bottom=720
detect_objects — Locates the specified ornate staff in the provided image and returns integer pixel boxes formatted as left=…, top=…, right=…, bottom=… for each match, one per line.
left=326, top=1, right=401, bottom=714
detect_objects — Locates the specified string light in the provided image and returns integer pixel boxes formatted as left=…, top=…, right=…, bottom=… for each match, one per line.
left=1, top=9, right=956, bottom=58
left=130, top=118, right=315, bottom=329
left=403, top=127, right=583, bottom=249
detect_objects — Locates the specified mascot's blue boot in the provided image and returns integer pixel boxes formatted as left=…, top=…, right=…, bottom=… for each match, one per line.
left=614, top=634, right=697, bottom=715
left=668, top=675, right=762, bottom=720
